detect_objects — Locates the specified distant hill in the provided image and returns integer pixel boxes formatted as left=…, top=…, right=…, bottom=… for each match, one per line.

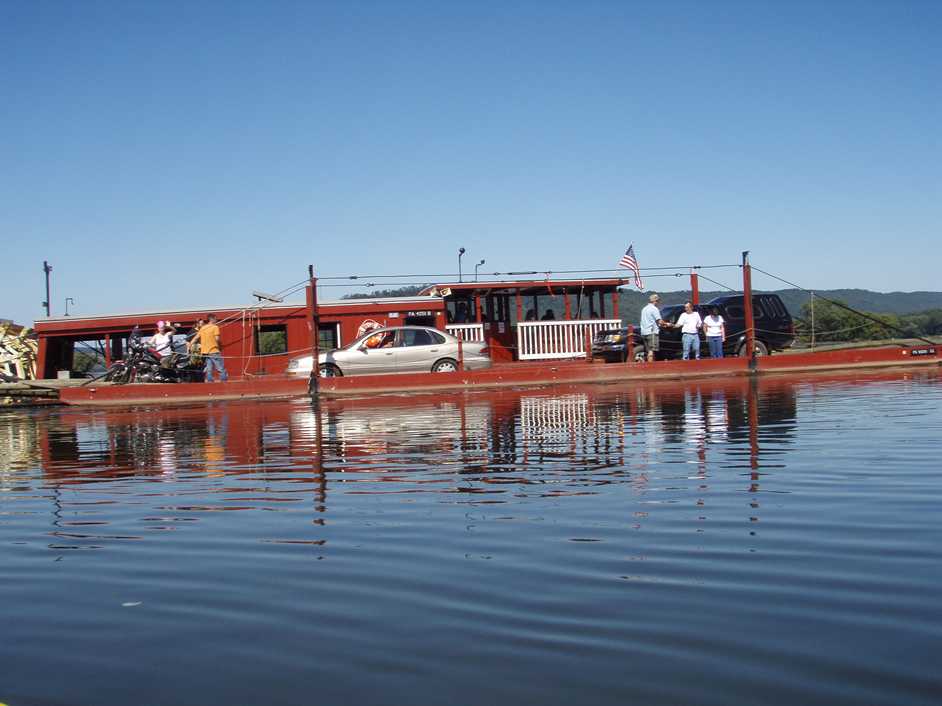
left=616, top=288, right=942, bottom=325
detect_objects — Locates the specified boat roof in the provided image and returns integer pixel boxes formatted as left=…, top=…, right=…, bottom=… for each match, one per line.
left=35, top=295, right=443, bottom=326
left=419, top=278, right=628, bottom=296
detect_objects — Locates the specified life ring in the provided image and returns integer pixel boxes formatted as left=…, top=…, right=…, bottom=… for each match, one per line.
left=357, top=319, right=382, bottom=338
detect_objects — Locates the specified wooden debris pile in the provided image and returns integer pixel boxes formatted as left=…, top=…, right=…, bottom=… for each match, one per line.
left=0, top=322, right=38, bottom=380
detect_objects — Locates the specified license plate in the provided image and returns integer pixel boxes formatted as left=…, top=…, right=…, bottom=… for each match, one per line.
left=909, top=348, right=936, bottom=356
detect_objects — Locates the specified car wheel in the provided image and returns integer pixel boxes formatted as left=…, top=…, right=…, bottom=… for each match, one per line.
left=632, top=344, right=648, bottom=363
left=432, top=358, right=459, bottom=373
left=319, top=363, right=342, bottom=378
left=738, top=340, right=769, bottom=357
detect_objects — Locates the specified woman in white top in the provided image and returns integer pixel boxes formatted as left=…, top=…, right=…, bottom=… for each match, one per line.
left=703, top=307, right=726, bottom=359
left=674, top=301, right=703, bottom=360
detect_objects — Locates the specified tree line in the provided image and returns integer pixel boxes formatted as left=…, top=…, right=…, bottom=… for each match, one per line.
left=795, top=299, right=942, bottom=343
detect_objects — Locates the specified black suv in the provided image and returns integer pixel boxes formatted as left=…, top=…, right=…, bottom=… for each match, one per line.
left=592, top=294, right=795, bottom=362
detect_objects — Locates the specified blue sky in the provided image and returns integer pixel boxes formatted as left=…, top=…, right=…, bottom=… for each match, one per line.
left=2, top=0, right=939, bottom=323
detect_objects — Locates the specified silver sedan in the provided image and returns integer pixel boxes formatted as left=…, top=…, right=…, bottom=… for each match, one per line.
left=286, top=326, right=491, bottom=377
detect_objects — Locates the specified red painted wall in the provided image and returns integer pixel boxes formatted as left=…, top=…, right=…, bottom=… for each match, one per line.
left=34, top=298, right=447, bottom=379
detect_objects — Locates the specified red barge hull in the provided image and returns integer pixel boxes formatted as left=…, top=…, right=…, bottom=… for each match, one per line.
left=58, top=344, right=939, bottom=406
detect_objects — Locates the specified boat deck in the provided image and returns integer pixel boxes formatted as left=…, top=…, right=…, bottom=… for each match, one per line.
left=53, top=343, right=940, bottom=406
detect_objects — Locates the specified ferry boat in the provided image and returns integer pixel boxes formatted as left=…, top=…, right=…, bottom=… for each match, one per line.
left=29, top=256, right=939, bottom=406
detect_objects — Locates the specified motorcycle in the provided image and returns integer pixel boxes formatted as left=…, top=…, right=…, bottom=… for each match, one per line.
left=102, top=326, right=204, bottom=384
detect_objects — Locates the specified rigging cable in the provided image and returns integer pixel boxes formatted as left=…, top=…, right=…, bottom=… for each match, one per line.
left=751, top=265, right=934, bottom=346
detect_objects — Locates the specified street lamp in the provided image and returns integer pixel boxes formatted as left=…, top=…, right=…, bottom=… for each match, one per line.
left=41, top=260, right=53, bottom=317
left=475, top=259, right=485, bottom=282
left=458, top=247, right=466, bottom=282
left=64, top=297, right=74, bottom=316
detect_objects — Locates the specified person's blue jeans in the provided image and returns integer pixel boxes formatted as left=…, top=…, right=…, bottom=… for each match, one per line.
left=203, top=353, right=228, bottom=382
left=707, top=336, right=723, bottom=358
left=682, top=333, right=700, bottom=360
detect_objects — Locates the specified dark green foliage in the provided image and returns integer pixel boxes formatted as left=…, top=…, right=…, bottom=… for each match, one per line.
left=73, top=350, right=102, bottom=373
left=258, top=330, right=287, bottom=354
left=896, top=309, right=942, bottom=338
left=344, top=286, right=424, bottom=300
left=794, top=299, right=897, bottom=342
left=790, top=300, right=942, bottom=343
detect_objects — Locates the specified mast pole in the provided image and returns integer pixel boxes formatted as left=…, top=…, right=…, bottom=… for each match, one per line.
left=742, top=251, right=756, bottom=361
left=307, top=265, right=320, bottom=396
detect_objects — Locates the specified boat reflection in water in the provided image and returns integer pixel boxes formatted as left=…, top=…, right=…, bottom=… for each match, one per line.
left=5, top=373, right=809, bottom=493
left=8, top=369, right=939, bottom=527
left=0, top=373, right=808, bottom=554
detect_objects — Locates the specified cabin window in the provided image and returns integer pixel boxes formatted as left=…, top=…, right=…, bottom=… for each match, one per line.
left=257, top=325, right=288, bottom=355
left=72, top=339, right=107, bottom=375
left=318, top=323, right=340, bottom=351
left=404, top=314, right=436, bottom=327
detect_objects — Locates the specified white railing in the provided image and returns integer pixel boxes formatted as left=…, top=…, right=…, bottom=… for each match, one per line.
left=446, top=323, right=485, bottom=342
left=516, top=319, right=621, bottom=360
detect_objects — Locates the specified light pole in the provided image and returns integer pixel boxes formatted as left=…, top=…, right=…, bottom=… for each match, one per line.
left=64, top=298, right=74, bottom=316
left=42, top=261, right=53, bottom=317
left=458, top=247, right=466, bottom=282
left=475, top=259, right=485, bottom=282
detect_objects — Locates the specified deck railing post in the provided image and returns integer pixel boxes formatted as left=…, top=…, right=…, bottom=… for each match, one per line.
left=691, top=271, right=700, bottom=306
left=458, top=336, right=464, bottom=371
left=627, top=325, right=634, bottom=363
left=585, top=328, right=592, bottom=362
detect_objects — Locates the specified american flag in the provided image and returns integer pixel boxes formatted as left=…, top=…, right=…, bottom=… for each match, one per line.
left=618, top=244, right=644, bottom=289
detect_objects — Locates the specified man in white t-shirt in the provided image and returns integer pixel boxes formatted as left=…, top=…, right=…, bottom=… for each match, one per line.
left=674, top=301, right=703, bottom=360
left=703, top=307, right=726, bottom=358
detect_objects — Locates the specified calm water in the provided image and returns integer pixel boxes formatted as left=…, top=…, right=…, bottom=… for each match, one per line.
left=2, top=371, right=941, bottom=706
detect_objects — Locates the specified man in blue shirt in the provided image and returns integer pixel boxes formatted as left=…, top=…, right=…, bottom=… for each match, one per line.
left=639, top=293, right=667, bottom=362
